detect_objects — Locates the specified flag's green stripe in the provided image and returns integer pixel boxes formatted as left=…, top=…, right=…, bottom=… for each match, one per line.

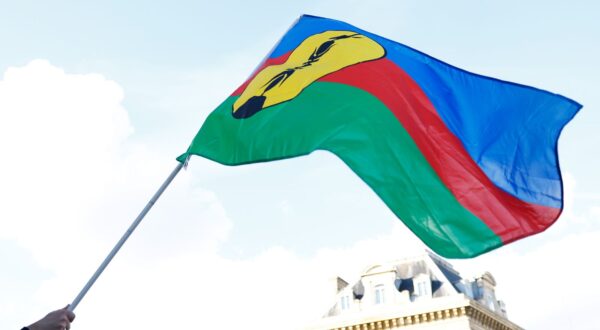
left=179, top=82, right=502, bottom=257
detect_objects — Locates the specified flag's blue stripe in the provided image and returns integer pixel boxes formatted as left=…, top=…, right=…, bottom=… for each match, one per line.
left=266, top=15, right=581, bottom=209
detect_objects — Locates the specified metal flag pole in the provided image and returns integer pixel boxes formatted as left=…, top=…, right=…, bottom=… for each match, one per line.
left=68, top=161, right=184, bottom=312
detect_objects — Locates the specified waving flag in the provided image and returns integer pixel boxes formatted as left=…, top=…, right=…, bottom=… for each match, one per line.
left=178, top=15, right=581, bottom=258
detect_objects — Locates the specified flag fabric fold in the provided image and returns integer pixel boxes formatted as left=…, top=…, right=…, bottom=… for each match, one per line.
left=178, top=15, right=581, bottom=258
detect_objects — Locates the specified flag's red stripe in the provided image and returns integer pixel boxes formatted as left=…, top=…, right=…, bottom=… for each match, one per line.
left=320, top=59, right=560, bottom=243
left=232, top=54, right=560, bottom=243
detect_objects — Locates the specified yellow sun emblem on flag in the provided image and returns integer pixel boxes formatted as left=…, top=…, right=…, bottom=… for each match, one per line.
left=232, top=30, right=385, bottom=118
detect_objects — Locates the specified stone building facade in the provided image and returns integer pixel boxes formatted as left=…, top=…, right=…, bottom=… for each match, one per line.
left=305, top=252, right=522, bottom=330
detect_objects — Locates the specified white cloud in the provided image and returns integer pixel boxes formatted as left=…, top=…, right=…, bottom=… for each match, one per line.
left=61, top=222, right=428, bottom=330
left=0, top=60, right=233, bottom=328
left=0, top=59, right=131, bottom=265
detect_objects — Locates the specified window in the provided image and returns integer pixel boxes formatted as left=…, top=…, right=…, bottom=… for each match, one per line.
left=417, top=281, right=428, bottom=296
left=486, top=294, right=496, bottom=311
left=374, top=284, right=385, bottom=305
left=340, top=295, right=350, bottom=310
left=413, top=275, right=431, bottom=299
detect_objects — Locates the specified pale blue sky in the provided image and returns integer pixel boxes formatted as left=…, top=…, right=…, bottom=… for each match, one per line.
left=1, top=1, right=599, bottom=329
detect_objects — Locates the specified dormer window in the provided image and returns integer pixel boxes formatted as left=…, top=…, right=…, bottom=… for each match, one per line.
left=340, top=295, right=351, bottom=311
left=413, top=274, right=431, bottom=299
left=374, top=284, right=385, bottom=304
left=416, top=281, right=429, bottom=296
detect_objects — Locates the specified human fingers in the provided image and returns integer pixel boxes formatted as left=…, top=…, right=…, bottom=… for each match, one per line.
left=62, top=305, right=76, bottom=322
left=65, top=310, right=76, bottom=322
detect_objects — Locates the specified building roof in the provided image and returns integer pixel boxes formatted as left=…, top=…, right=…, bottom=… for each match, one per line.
left=324, top=251, right=506, bottom=317
left=310, top=251, right=520, bottom=330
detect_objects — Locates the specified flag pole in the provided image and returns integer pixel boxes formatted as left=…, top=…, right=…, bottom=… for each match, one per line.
left=68, top=161, right=184, bottom=312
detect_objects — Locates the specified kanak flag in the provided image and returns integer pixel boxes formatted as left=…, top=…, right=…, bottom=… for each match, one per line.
left=179, top=15, right=581, bottom=258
